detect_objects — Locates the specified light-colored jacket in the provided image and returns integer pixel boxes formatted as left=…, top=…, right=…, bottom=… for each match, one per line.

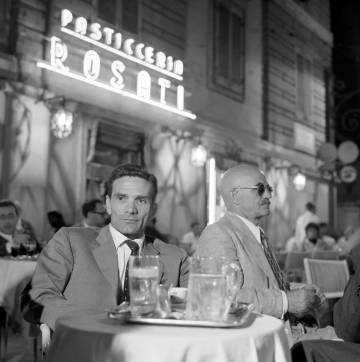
left=30, top=226, right=189, bottom=329
left=197, top=212, right=283, bottom=318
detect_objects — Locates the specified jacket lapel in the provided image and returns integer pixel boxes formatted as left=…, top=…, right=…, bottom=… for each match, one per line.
left=224, top=213, right=278, bottom=284
left=91, top=226, right=119, bottom=293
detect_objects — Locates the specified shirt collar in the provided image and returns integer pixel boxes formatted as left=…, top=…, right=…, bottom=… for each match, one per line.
left=109, top=223, right=144, bottom=250
left=228, top=212, right=261, bottom=244
left=0, top=231, right=13, bottom=243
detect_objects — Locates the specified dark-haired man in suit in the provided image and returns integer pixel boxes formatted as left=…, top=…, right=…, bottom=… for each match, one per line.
left=24, top=164, right=189, bottom=330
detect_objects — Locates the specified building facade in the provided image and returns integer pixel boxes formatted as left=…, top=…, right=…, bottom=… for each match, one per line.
left=0, top=0, right=333, bottom=246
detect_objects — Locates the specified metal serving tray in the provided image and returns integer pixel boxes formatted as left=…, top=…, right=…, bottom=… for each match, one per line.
left=108, top=303, right=254, bottom=328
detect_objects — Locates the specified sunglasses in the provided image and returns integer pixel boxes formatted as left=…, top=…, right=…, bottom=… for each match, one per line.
left=233, top=183, right=273, bottom=197
left=91, top=211, right=107, bottom=216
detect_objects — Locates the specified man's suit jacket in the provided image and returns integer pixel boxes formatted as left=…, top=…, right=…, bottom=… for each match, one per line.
left=29, top=226, right=189, bottom=330
left=333, top=263, right=360, bottom=342
left=197, top=212, right=283, bottom=318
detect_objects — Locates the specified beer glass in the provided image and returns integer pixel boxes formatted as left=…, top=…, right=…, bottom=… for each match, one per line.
left=186, top=257, right=242, bottom=321
left=129, top=255, right=160, bottom=316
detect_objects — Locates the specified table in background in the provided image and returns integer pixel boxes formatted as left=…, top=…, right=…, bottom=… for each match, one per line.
left=0, top=257, right=37, bottom=326
left=46, top=309, right=291, bottom=362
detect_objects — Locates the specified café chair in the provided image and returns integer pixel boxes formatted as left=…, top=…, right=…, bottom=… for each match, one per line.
left=284, top=252, right=311, bottom=282
left=0, top=307, right=8, bottom=361
left=303, top=258, right=350, bottom=298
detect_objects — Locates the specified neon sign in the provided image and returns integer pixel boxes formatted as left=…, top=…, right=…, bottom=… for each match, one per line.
left=37, top=9, right=196, bottom=120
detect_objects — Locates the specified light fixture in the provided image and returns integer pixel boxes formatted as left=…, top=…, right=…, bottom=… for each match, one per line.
left=191, top=143, right=207, bottom=167
left=41, top=95, right=75, bottom=139
left=293, top=171, right=306, bottom=191
left=51, top=108, right=74, bottom=138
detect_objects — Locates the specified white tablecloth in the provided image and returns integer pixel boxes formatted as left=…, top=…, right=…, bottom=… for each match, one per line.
left=46, top=309, right=291, bottom=362
left=0, top=257, right=37, bottom=324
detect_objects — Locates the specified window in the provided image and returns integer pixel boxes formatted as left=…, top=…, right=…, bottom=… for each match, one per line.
left=210, top=0, right=245, bottom=99
left=92, top=0, right=140, bottom=34
left=0, top=0, right=16, bottom=53
left=296, top=53, right=313, bottom=121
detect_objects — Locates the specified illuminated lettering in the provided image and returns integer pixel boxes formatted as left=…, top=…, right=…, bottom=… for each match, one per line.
left=38, top=61, right=196, bottom=119
left=134, top=43, right=145, bottom=59
left=83, top=50, right=100, bottom=80
left=60, top=9, right=184, bottom=79
left=103, top=27, right=114, bottom=45
left=173, top=60, right=184, bottom=76
left=89, top=23, right=102, bottom=41
left=61, top=9, right=73, bottom=27
left=137, top=70, right=151, bottom=99
left=123, top=38, right=134, bottom=55
left=177, top=85, right=184, bottom=110
left=155, top=52, right=166, bottom=69
left=50, top=36, right=69, bottom=71
left=166, top=56, right=174, bottom=72
left=114, top=33, right=122, bottom=49
left=75, top=17, right=87, bottom=35
left=110, top=60, right=125, bottom=89
left=158, top=78, right=171, bottom=104
left=144, top=47, right=154, bottom=64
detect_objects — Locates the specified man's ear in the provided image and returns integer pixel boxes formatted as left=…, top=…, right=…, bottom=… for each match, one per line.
left=105, top=195, right=112, bottom=215
left=231, top=189, right=241, bottom=205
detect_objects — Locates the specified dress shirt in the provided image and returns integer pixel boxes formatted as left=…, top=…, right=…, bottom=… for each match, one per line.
left=230, top=213, right=288, bottom=318
left=109, top=224, right=144, bottom=288
left=0, top=231, right=14, bottom=253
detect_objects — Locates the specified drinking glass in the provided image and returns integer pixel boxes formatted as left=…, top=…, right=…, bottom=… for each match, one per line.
left=186, top=257, right=242, bottom=321
left=129, top=255, right=160, bottom=316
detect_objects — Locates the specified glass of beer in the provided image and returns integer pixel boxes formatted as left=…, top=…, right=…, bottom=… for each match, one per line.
left=186, top=257, right=242, bottom=321
left=129, top=255, right=160, bottom=316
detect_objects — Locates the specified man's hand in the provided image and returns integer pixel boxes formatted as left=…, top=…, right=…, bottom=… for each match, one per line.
left=286, top=285, right=321, bottom=317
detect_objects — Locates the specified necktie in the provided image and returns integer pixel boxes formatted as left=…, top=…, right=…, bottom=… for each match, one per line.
left=260, top=230, right=289, bottom=291
left=123, top=240, right=140, bottom=302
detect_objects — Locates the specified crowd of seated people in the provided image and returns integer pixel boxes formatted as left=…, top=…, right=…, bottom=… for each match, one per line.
left=2, top=163, right=360, bottom=362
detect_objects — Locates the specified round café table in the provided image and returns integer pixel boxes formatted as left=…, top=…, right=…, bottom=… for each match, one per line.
left=46, top=309, right=291, bottom=362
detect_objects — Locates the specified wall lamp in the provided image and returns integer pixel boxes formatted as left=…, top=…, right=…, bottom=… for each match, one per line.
left=43, top=96, right=74, bottom=139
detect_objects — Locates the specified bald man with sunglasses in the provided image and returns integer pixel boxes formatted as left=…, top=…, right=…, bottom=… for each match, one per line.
left=197, top=164, right=325, bottom=339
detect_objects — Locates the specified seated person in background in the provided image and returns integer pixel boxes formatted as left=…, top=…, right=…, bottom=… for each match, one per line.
left=0, top=199, right=40, bottom=256
left=180, top=221, right=202, bottom=255
left=45, top=211, right=67, bottom=241
left=319, top=222, right=336, bottom=250
left=76, top=198, right=108, bottom=228
left=301, top=222, right=331, bottom=252
left=285, top=229, right=299, bottom=252
left=196, top=164, right=326, bottom=342
left=23, top=164, right=189, bottom=330
left=336, top=225, right=354, bottom=254
left=14, top=200, right=38, bottom=243
left=295, top=202, right=320, bottom=251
